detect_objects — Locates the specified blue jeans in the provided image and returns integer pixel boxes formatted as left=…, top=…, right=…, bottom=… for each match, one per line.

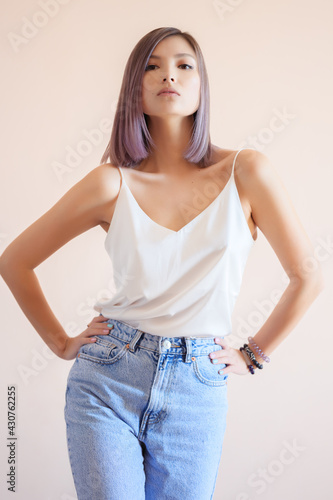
left=64, top=316, right=229, bottom=500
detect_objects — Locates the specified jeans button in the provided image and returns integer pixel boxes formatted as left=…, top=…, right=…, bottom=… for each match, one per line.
left=163, top=340, right=171, bottom=349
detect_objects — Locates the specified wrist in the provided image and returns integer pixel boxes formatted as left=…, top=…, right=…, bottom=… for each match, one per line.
left=243, top=344, right=264, bottom=370
left=47, top=330, right=70, bottom=358
left=248, top=336, right=271, bottom=363
left=239, top=347, right=255, bottom=374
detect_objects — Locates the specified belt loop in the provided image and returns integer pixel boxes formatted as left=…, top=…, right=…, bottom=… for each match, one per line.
left=184, top=338, right=193, bottom=363
left=128, top=329, right=144, bottom=352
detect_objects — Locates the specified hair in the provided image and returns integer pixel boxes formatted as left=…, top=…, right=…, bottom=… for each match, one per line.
left=100, top=27, right=213, bottom=168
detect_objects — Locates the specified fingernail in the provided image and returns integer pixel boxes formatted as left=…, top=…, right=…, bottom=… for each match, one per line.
left=91, top=337, right=97, bottom=341
left=107, top=323, right=114, bottom=328
left=212, top=359, right=219, bottom=364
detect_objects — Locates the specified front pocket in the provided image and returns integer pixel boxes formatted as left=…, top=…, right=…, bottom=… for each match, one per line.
left=78, top=337, right=127, bottom=365
left=192, top=353, right=228, bottom=387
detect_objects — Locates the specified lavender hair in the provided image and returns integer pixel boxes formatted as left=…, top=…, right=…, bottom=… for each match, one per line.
left=100, top=27, right=213, bottom=168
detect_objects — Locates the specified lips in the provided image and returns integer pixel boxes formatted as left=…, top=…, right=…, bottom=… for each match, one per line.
left=158, top=87, right=180, bottom=96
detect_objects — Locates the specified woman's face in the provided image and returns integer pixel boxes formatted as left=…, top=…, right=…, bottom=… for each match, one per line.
left=141, top=35, right=201, bottom=120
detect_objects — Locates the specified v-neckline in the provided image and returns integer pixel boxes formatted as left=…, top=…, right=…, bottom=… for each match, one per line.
left=119, top=166, right=233, bottom=234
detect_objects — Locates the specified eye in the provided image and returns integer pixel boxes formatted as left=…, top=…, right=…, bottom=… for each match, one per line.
left=179, top=64, right=194, bottom=70
left=144, top=63, right=194, bottom=71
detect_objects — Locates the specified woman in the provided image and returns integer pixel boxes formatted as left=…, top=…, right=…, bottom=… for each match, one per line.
left=0, top=27, right=324, bottom=500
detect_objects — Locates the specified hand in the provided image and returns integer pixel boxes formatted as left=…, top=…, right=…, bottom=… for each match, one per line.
left=209, top=337, right=251, bottom=376
left=58, top=315, right=113, bottom=360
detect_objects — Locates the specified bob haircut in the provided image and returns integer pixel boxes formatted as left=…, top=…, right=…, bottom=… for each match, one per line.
left=100, top=27, right=213, bottom=168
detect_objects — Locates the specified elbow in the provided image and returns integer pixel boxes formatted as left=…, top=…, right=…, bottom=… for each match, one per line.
left=290, top=264, right=325, bottom=298
left=0, top=255, right=11, bottom=280
left=0, top=253, right=8, bottom=277
left=0, top=251, right=20, bottom=280
left=0, top=248, right=34, bottom=280
left=303, top=267, right=325, bottom=298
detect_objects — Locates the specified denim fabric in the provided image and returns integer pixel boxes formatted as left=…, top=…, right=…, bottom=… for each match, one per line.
left=64, top=316, right=229, bottom=500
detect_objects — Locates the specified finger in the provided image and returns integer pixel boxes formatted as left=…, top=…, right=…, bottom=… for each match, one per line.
left=82, top=326, right=110, bottom=338
left=87, top=316, right=112, bottom=328
left=83, top=336, right=98, bottom=344
left=209, top=347, right=230, bottom=360
left=87, top=315, right=109, bottom=327
left=211, top=355, right=231, bottom=365
left=89, top=328, right=112, bottom=336
left=84, top=325, right=112, bottom=336
left=96, top=315, right=110, bottom=322
left=81, top=328, right=110, bottom=344
left=214, top=337, right=229, bottom=349
left=218, top=365, right=233, bottom=375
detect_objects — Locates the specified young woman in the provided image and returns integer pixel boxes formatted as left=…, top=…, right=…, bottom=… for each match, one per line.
left=0, top=27, right=324, bottom=500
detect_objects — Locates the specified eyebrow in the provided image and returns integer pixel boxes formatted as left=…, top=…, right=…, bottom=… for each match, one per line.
left=148, top=53, right=196, bottom=61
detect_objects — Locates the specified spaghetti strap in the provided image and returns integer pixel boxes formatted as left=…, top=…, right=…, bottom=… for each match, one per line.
left=116, top=166, right=123, bottom=195
left=117, top=165, right=123, bottom=183
left=231, top=148, right=247, bottom=177
left=117, top=165, right=123, bottom=180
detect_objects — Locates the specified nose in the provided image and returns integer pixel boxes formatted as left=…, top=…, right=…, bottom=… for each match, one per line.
left=163, top=76, right=175, bottom=82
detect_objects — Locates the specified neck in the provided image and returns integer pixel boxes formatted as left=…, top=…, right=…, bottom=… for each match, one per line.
left=140, top=115, right=197, bottom=175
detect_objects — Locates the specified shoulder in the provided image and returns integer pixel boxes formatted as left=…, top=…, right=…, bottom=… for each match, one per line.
left=68, top=163, right=121, bottom=225
left=234, top=148, right=270, bottom=169
left=89, top=162, right=120, bottom=183
left=222, top=148, right=283, bottom=216
left=213, top=146, right=274, bottom=183
left=232, top=148, right=289, bottom=217
left=213, top=145, right=271, bottom=173
left=83, top=163, right=121, bottom=198
left=72, top=163, right=122, bottom=228
left=233, top=148, right=277, bottom=188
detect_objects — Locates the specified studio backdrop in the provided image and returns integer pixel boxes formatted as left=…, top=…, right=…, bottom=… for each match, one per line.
left=0, top=1, right=332, bottom=499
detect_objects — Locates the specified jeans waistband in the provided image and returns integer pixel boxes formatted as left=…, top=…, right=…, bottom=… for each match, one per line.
left=100, top=316, right=224, bottom=362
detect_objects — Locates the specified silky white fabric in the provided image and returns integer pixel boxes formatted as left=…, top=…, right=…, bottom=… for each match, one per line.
left=93, top=148, right=256, bottom=338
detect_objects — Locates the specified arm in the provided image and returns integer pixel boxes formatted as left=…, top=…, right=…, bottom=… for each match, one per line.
left=0, top=164, right=118, bottom=360
left=212, top=150, right=325, bottom=374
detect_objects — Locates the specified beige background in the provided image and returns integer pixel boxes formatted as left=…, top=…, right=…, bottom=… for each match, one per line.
left=1, top=1, right=332, bottom=499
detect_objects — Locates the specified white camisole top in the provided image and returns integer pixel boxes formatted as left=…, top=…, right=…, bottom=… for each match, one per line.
left=93, top=148, right=256, bottom=338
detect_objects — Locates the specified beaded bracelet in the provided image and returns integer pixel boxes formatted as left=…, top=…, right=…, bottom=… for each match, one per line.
left=239, top=347, right=255, bottom=375
left=248, top=336, right=271, bottom=363
left=243, top=344, right=263, bottom=370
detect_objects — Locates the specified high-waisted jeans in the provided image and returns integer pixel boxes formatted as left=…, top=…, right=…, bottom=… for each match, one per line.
left=64, top=316, right=229, bottom=500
